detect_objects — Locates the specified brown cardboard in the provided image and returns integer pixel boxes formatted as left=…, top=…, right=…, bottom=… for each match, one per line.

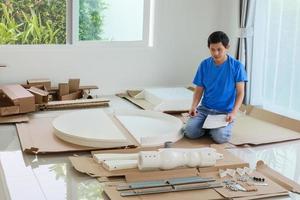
left=16, top=114, right=110, bottom=154
left=232, top=193, right=289, bottom=200
left=0, top=84, right=35, bottom=116
left=58, top=83, right=69, bottom=97
left=16, top=116, right=97, bottom=154
left=256, top=160, right=300, bottom=193
left=0, top=106, right=19, bottom=116
left=231, top=105, right=300, bottom=146
left=68, top=79, right=80, bottom=93
left=60, top=91, right=82, bottom=101
left=104, top=184, right=225, bottom=200
left=103, top=164, right=290, bottom=200
left=116, top=91, right=188, bottom=114
left=28, top=86, right=49, bottom=104
left=125, top=168, right=200, bottom=182
left=27, top=79, right=51, bottom=91
left=50, top=85, right=98, bottom=91
left=214, top=171, right=288, bottom=199
left=70, top=140, right=248, bottom=178
left=37, top=98, right=109, bottom=110
left=116, top=92, right=154, bottom=110
left=245, top=106, right=300, bottom=132
left=0, top=114, right=29, bottom=124
left=118, top=91, right=300, bottom=146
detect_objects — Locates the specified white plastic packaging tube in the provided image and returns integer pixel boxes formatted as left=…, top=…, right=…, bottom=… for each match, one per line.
left=138, top=147, right=223, bottom=170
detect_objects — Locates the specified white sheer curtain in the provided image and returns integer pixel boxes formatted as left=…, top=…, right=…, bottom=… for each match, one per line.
left=251, top=0, right=300, bottom=120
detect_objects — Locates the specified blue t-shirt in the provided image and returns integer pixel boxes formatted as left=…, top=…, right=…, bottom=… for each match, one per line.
left=193, top=55, right=247, bottom=113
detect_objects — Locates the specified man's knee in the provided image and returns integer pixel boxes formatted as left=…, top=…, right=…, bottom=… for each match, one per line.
left=209, top=128, right=232, bottom=144
left=183, top=122, right=205, bottom=139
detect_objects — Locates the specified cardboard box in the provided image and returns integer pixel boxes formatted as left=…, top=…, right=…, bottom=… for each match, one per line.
left=0, top=84, right=35, bottom=116
left=28, top=86, right=49, bottom=104
left=68, top=79, right=80, bottom=93
left=58, top=83, right=69, bottom=97
left=231, top=105, right=300, bottom=146
left=60, top=90, right=82, bottom=101
left=27, top=79, right=51, bottom=91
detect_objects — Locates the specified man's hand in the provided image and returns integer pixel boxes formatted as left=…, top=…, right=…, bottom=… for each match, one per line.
left=189, top=107, right=197, bottom=117
left=226, top=112, right=236, bottom=123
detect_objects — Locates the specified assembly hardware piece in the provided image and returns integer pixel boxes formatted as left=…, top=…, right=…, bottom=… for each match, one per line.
left=117, top=176, right=216, bottom=191
left=120, top=182, right=223, bottom=197
left=252, top=176, right=265, bottom=182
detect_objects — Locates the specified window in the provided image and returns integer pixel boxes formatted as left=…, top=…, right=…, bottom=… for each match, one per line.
left=77, top=0, right=144, bottom=42
left=251, top=0, right=300, bottom=119
left=0, top=0, right=66, bottom=44
left=0, top=0, right=153, bottom=45
left=73, top=0, right=152, bottom=45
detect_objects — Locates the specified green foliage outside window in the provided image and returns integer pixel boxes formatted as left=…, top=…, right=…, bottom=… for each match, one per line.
left=0, top=0, right=66, bottom=44
left=79, top=0, right=107, bottom=41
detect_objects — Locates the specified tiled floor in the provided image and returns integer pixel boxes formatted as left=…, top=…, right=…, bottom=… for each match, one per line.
left=0, top=96, right=300, bottom=200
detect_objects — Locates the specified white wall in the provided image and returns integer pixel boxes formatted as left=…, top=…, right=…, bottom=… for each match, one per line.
left=0, top=0, right=239, bottom=95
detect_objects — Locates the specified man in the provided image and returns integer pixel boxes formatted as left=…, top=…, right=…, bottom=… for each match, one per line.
left=183, top=31, right=247, bottom=144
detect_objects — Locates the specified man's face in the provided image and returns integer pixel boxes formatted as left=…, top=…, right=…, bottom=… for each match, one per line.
left=209, top=42, right=228, bottom=63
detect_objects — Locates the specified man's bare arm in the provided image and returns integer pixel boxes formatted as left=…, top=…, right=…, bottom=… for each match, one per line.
left=189, top=86, right=204, bottom=116
left=227, top=82, right=245, bottom=122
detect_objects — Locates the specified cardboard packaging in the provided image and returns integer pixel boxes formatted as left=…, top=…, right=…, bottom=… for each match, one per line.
left=0, top=114, right=29, bottom=124
left=69, top=141, right=248, bottom=179
left=118, top=89, right=300, bottom=146
left=60, top=90, right=83, bottom=101
left=27, top=79, right=51, bottom=91
left=27, top=86, right=49, bottom=104
left=0, top=84, right=35, bottom=116
left=102, top=160, right=298, bottom=200
left=117, top=89, right=192, bottom=114
left=16, top=99, right=110, bottom=154
left=231, top=105, right=300, bottom=146
left=58, top=83, right=69, bottom=97
left=68, top=79, right=80, bottom=93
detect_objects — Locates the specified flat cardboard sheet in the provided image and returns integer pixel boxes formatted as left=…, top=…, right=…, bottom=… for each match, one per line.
left=104, top=185, right=224, bottom=200
left=0, top=114, right=29, bottom=124
left=117, top=92, right=155, bottom=111
left=120, top=92, right=300, bottom=146
left=69, top=140, right=248, bottom=178
left=116, top=91, right=188, bottom=114
left=104, top=166, right=291, bottom=200
left=256, top=160, right=300, bottom=194
left=16, top=116, right=99, bottom=154
left=214, top=171, right=288, bottom=199
left=231, top=106, right=300, bottom=146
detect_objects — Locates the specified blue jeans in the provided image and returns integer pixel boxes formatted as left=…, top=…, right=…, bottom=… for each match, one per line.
left=183, top=106, right=233, bottom=144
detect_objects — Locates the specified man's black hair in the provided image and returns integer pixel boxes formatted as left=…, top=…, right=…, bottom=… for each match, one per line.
left=207, top=31, right=229, bottom=47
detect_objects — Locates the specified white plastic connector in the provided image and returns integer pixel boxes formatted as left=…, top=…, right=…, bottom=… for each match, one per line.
left=93, top=153, right=139, bottom=163
left=102, top=160, right=138, bottom=171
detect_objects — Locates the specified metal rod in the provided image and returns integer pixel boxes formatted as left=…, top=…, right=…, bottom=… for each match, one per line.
left=117, top=176, right=216, bottom=191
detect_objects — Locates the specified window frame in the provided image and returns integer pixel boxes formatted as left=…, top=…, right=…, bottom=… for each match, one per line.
left=0, top=0, right=154, bottom=47
left=71, top=0, right=152, bottom=47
